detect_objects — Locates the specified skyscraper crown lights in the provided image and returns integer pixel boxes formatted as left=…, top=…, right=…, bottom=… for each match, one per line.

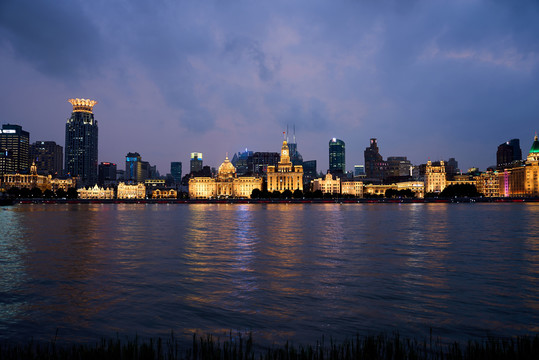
left=68, top=98, right=97, bottom=113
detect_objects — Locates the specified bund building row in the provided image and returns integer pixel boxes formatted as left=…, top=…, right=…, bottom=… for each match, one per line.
left=1, top=98, right=539, bottom=199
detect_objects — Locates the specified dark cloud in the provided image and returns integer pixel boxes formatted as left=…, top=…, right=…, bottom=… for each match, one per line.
left=1, top=0, right=538, bottom=172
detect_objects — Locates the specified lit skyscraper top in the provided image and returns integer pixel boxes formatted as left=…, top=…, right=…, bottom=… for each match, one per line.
left=65, top=98, right=98, bottom=186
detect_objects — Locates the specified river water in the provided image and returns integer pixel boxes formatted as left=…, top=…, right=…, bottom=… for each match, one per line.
left=1, top=203, right=538, bottom=345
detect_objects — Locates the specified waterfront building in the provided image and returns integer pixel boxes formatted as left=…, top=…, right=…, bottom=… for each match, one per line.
left=329, top=138, right=345, bottom=175
left=364, top=138, right=388, bottom=181
left=312, top=173, right=340, bottom=194
left=98, top=162, right=117, bottom=187
left=364, top=184, right=394, bottom=197
left=171, top=162, right=182, bottom=183
left=0, top=162, right=51, bottom=192
left=65, top=98, right=98, bottom=186
left=50, top=177, right=77, bottom=192
left=267, top=136, right=304, bottom=193
left=341, top=180, right=364, bottom=197
left=425, top=160, right=447, bottom=193
left=497, top=139, right=522, bottom=170
left=29, top=141, right=63, bottom=175
left=77, top=184, right=114, bottom=199
left=189, top=156, right=263, bottom=199
left=475, top=171, right=500, bottom=197
left=152, top=188, right=177, bottom=199
left=0, top=124, right=30, bottom=176
left=117, top=182, right=146, bottom=199
left=396, top=181, right=425, bottom=198
left=190, top=152, right=203, bottom=173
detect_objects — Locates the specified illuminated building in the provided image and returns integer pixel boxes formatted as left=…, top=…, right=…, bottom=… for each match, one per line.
left=329, top=138, right=345, bottom=175
left=475, top=171, right=500, bottom=197
left=0, top=124, right=30, bottom=176
left=190, top=152, right=203, bottom=173
left=341, top=180, right=364, bottom=197
left=312, top=173, right=340, bottom=194
left=152, top=188, right=177, bottom=198
left=364, top=138, right=388, bottom=181
left=425, top=160, right=447, bottom=193
left=364, top=184, right=394, bottom=197
left=30, top=141, right=63, bottom=175
left=65, top=98, right=98, bottom=186
left=98, top=162, right=117, bottom=187
left=189, top=156, right=263, bottom=199
left=267, top=135, right=304, bottom=192
left=126, top=152, right=147, bottom=182
left=117, top=182, right=146, bottom=199
left=0, top=162, right=51, bottom=192
left=77, top=184, right=114, bottom=199
left=396, top=181, right=425, bottom=198
left=50, top=177, right=77, bottom=192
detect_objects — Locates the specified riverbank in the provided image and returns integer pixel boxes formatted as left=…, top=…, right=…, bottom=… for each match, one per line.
left=6, top=197, right=539, bottom=205
left=2, top=332, right=538, bottom=359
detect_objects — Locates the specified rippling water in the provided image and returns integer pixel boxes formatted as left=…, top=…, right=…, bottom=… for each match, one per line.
left=1, top=203, right=538, bottom=345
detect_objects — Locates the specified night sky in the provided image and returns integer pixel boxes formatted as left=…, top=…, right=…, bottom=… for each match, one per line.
left=1, top=1, right=538, bottom=174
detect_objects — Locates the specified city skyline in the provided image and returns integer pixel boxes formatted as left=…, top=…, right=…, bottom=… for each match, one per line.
left=1, top=1, right=538, bottom=173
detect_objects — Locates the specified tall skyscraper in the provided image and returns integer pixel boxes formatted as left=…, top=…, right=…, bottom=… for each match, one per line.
left=126, top=152, right=143, bottom=182
left=171, top=162, right=182, bottom=183
left=30, top=141, right=63, bottom=175
left=0, top=124, right=30, bottom=175
left=65, top=98, right=98, bottom=186
left=329, top=138, right=345, bottom=175
left=364, top=138, right=388, bottom=181
left=190, top=152, right=203, bottom=173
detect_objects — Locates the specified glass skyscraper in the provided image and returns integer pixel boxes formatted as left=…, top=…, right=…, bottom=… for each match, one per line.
left=329, top=138, right=345, bottom=175
left=0, top=124, right=30, bottom=175
left=65, top=98, right=98, bottom=186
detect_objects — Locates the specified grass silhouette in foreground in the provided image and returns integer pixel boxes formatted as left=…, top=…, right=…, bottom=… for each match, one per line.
left=1, top=332, right=539, bottom=359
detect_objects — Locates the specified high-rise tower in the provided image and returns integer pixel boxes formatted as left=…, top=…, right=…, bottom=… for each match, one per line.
left=65, top=98, right=98, bottom=186
left=0, top=124, right=30, bottom=175
left=329, top=138, right=345, bottom=175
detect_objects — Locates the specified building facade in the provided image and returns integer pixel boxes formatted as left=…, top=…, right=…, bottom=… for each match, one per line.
left=188, top=156, right=263, bottom=199
left=65, top=98, right=98, bottom=186
left=30, top=141, right=63, bottom=176
left=364, top=138, right=388, bottom=181
left=190, top=152, right=203, bottom=173
left=312, top=173, right=341, bottom=194
left=117, top=182, right=146, bottom=199
left=425, top=160, right=447, bottom=193
left=0, top=124, right=30, bottom=176
left=77, top=184, right=114, bottom=199
left=0, top=162, right=51, bottom=192
left=171, top=162, right=182, bottom=183
left=329, top=138, right=345, bottom=175
left=267, top=137, right=304, bottom=193
left=98, top=162, right=117, bottom=187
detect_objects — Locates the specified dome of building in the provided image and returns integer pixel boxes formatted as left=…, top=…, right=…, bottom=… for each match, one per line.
left=218, top=156, right=236, bottom=178
left=530, top=135, right=539, bottom=154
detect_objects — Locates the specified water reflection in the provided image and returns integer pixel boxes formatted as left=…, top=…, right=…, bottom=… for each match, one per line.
left=1, top=203, right=539, bottom=345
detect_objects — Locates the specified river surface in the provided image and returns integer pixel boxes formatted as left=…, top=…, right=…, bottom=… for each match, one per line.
left=1, top=203, right=538, bottom=345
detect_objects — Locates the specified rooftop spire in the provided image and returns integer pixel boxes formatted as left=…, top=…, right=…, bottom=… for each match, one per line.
left=68, top=98, right=97, bottom=113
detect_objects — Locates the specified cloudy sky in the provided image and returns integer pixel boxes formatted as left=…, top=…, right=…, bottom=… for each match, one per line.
left=1, top=0, right=538, bottom=174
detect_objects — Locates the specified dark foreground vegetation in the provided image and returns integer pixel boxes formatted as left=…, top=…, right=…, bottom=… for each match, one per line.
left=2, top=332, right=539, bottom=360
